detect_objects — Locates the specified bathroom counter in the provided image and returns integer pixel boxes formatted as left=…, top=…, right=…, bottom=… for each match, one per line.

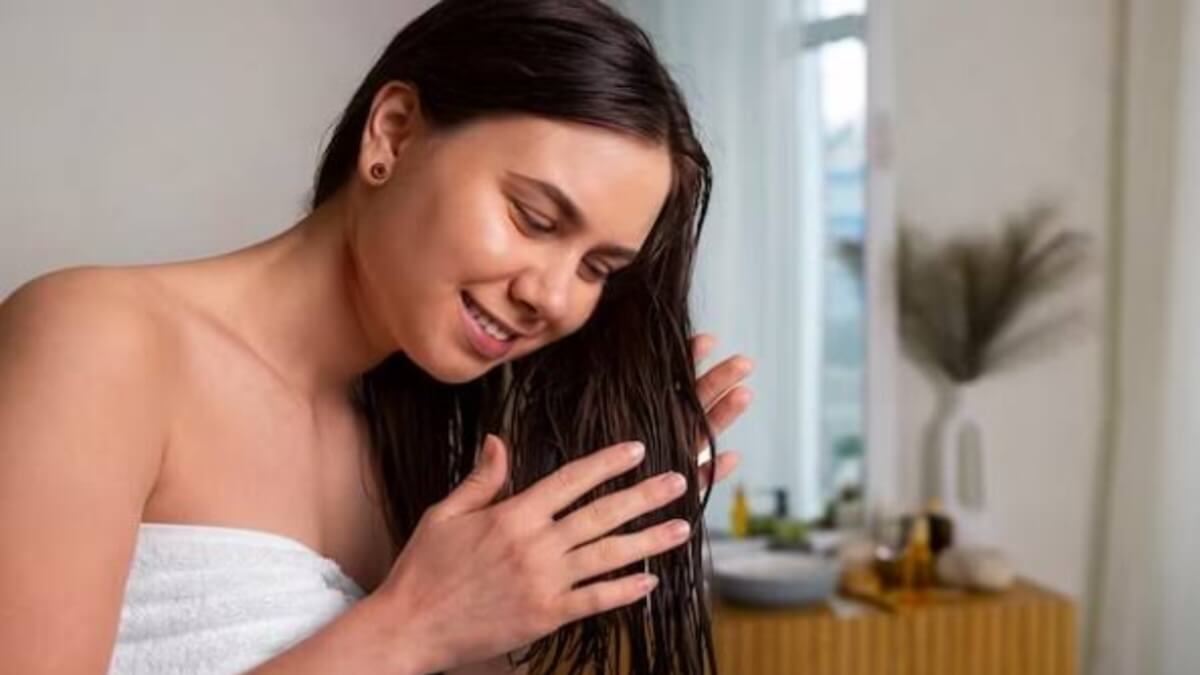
left=711, top=579, right=1077, bottom=675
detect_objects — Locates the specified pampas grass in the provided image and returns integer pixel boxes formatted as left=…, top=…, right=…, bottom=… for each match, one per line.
left=896, top=203, right=1092, bottom=384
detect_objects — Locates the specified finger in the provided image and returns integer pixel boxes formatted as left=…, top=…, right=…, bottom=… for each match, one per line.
left=690, top=333, right=717, bottom=369
left=698, top=451, right=741, bottom=491
left=566, top=519, right=691, bottom=583
left=518, top=440, right=646, bottom=517
left=555, top=471, right=687, bottom=548
left=693, top=385, right=753, bottom=454
left=559, top=573, right=659, bottom=624
left=694, top=355, right=754, bottom=410
left=433, top=434, right=510, bottom=519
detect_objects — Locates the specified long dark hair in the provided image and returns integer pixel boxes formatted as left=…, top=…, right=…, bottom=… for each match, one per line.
left=312, top=2, right=719, bottom=673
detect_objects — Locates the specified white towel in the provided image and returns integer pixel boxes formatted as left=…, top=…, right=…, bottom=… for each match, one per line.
left=108, top=523, right=366, bottom=675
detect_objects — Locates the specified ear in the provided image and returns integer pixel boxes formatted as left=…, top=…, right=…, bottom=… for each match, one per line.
left=358, top=81, right=425, bottom=184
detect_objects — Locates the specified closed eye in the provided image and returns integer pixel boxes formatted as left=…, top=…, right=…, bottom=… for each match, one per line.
left=510, top=197, right=620, bottom=283
left=582, top=260, right=613, bottom=282
left=511, top=200, right=556, bottom=233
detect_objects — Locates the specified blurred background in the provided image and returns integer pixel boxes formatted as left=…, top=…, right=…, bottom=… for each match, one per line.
left=0, top=1, right=1196, bottom=673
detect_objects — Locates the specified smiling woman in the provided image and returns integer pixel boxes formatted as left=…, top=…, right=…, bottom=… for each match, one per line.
left=315, top=1, right=735, bottom=670
left=0, top=1, right=753, bottom=675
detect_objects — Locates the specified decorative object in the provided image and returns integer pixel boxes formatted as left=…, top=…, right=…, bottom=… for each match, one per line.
left=936, top=546, right=1017, bottom=592
left=896, top=203, right=1091, bottom=539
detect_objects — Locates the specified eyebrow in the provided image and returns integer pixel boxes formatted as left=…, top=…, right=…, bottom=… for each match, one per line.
left=507, top=171, right=640, bottom=263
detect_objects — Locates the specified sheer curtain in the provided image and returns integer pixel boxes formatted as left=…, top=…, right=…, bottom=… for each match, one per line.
left=1091, top=0, right=1199, bottom=673
left=617, top=0, right=818, bottom=525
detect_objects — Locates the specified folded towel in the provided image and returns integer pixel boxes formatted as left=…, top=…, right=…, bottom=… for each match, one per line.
left=108, top=523, right=366, bottom=675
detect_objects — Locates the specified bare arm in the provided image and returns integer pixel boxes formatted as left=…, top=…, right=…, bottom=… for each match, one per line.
left=246, top=608, right=526, bottom=675
left=0, top=270, right=170, bottom=673
left=243, top=592, right=428, bottom=675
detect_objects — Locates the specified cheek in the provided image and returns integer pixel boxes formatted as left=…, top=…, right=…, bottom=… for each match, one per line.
left=423, top=193, right=519, bottom=280
left=360, top=195, right=466, bottom=288
left=548, top=290, right=605, bottom=341
left=469, top=208, right=518, bottom=261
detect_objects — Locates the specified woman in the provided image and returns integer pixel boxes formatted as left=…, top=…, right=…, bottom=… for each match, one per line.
left=0, top=1, right=753, bottom=673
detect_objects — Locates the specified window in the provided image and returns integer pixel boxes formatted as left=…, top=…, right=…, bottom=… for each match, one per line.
left=796, top=0, right=868, bottom=514
left=615, top=0, right=876, bottom=524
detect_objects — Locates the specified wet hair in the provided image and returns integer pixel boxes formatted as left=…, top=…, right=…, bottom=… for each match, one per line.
left=311, top=1, right=719, bottom=673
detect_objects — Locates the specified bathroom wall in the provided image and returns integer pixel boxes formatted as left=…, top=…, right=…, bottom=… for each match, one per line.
left=0, top=0, right=434, bottom=296
left=893, top=0, right=1114, bottom=605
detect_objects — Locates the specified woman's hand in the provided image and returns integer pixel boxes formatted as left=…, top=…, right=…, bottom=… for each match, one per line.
left=371, top=435, right=693, bottom=674
left=690, top=333, right=754, bottom=490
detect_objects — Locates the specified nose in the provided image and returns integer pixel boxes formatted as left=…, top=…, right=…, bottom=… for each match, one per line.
left=509, top=258, right=574, bottom=327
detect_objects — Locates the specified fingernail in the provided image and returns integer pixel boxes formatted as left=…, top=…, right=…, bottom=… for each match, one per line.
left=663, top=472, right=686, bottom=494
left=477, top=436, right=494, bottom=465
left=667, top=519, right=691, bottom=540
left=640, top=574, right=660, bottom=592
left=627, top=442, right=646, bottom=462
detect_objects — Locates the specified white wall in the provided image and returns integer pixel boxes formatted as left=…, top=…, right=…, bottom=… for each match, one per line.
left=893, top=0, right=1113, bottom=604
left=0, top=0, right=432, bottom=296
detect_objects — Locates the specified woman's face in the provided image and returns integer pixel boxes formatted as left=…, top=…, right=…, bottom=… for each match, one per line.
left=349, top=91, right=673, bottom=383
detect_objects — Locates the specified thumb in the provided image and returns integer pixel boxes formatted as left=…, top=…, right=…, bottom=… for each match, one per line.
left=437, top=433, right=510, bottom=518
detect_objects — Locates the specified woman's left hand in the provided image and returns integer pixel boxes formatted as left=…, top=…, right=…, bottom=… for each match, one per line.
left=690, top=333, right=753, bottom=490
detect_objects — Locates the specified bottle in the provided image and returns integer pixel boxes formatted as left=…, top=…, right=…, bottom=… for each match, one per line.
left=909, top=516, right=935, bottom=590
left=898, top=515, right=934, bottom=594
left=924, top=498, right=955, bottom=554
left=730, top=483, right=750, bottom=538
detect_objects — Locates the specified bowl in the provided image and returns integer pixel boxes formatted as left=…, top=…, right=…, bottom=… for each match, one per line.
left=712, top=551, right=842, bottom=608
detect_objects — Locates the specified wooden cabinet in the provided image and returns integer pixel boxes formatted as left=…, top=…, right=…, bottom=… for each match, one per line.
left=711, top=580, right=1077, bottom=675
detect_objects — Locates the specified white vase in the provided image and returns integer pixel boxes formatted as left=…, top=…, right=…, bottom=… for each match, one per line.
left=921, top=379, right=993, bottom=546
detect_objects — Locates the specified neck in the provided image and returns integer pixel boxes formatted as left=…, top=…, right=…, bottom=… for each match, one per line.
left=202, top=192, right=394, bottom=402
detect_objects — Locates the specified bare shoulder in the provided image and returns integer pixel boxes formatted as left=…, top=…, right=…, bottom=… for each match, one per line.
left=0, top=264, right=177, bottom=486
left=0, top=265, right=176, bottom=374
left=2, top=264, right=167, bottom=333
left=0, top=265, right=179, bottom=451
left=0, top=266, right=178, bottom=671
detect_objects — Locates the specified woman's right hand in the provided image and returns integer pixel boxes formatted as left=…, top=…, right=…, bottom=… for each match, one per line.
left=372, top=434, right=692, bottom=674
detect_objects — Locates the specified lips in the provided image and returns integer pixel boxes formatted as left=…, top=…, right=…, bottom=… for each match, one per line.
left=460, top=292, right=517, bottom=360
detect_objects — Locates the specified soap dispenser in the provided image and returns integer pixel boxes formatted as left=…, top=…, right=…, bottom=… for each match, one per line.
left=730, top=483, right=750, bottom=538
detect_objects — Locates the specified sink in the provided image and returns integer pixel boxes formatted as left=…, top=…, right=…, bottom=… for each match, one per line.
left=711, top=550, right=842, bottom=608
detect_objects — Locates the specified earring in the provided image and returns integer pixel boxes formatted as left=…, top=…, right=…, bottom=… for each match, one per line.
left=369, top=162, right=389, bottom=182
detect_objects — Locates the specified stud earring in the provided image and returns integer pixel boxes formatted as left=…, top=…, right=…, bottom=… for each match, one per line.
left=369, top=162, right=388, bottom=182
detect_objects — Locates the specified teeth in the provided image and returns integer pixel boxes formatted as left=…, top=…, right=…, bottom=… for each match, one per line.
left=466, top=299, right=514, bottom=341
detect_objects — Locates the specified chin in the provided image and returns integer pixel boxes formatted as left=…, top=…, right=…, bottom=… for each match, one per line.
left=410, top=355, right=485, bottom=384
left=403, top=342, right=494, bottom=385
